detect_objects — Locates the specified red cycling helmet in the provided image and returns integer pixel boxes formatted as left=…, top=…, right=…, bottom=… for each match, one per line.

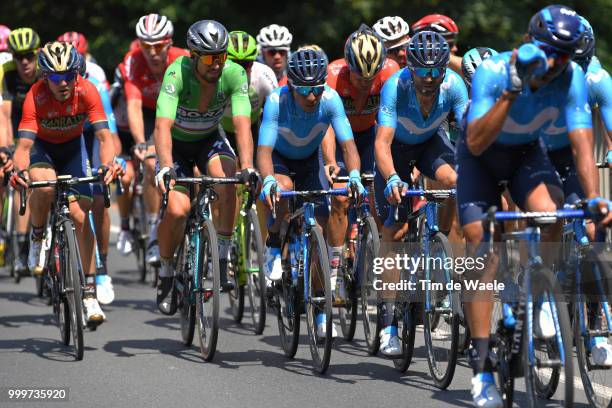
left=411, top=14, right=459, bottom=39
left=0, top=25, right=10, bottom=52
left=57, top=31, right=88, bottom=55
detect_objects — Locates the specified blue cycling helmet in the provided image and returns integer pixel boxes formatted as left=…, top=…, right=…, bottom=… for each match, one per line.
left=528, top=5, right=587, bottom=56
left=287, top=48, right=328, bottom=86
left=407, top=31, right=449, bottom=68
left=461, top=47, right=498, bottom=84
left=574, top=15, right=595, bottom=70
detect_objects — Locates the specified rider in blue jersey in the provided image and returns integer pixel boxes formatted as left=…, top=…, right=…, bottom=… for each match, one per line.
left=457, top=6, right=611, bottom=407
left=258, top=48, right=363, bottom=338
left=373, top=31, right=467, bottom=357
left=540, top=15, right=612, bottom=366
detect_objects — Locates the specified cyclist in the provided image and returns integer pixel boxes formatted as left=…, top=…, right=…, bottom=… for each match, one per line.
left=374, top=31, right=467, bottom=356
left=11, top=42, right=117, bottom=324
left=57, top=32, right=107, bottom=87
left=258, top=48, right=364, bottom=337
left=121, top=13, right=188, bottom=267
left=372, top=16, right=410, bottom=68
left=256, top=24, right=292, bottom=86
left=0, top=25, right=11, bottom=65
left=457, top=6, right=610, bottom=406
left=323, top=24, right=399, bottom=301
left=461, top=47, right=498, bottom=92
left=539, top=16, right=612, bottom=365
left=411, top=14, right=462, bottom=75
left=221, top=30, right=278, bottom=154
left=154, top=20, right=255, bottom=315
left=1, top=27, right=41, bottom=274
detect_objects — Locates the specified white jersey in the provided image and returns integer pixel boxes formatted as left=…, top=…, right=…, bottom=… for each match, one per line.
left=0, top=52, right=12, bottom=66
left=86, top=60, right=108, bottom=88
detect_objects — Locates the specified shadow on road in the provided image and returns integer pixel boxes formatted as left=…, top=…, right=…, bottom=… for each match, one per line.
left=0, top=337, right=95, bottom=362
left=103, top=338, right=203, bottom=363
left=0, top=313, right=56, bottom=329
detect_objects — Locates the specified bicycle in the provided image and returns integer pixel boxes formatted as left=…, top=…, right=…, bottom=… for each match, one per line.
left=483, top=206, right=576, bottom=408
left=329, top=173, right=379, bottom=342
left=18, top=172, right=111, bottom=360
left=227, top=175, right=266, bottom=334
left=130, top=147, right=154, bottom=284
left=160, top=173, right=247, bottom=361
left=269, top=184, right=348, bottom=374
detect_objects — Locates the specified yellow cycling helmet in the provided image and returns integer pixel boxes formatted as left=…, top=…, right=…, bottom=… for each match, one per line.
left=8, top=27, right=40, bottom=54
left=38, top=41, right=81, bottom=74
left=344, top=24, right=386, bottom=79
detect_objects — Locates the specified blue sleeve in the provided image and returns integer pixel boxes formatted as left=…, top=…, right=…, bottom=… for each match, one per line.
left=377, top=73, right=399, bottom=129
left=258, top=92, right=280, bottom=148
left=326, top=91, right=353, bottom=143
left=467, top=57, right=506, bottom=124
left=98, top=84, right=117, bottom=134
left=589, top=66, right=612, bottom=132
left=448, top=71, right=469, bottom=121
left=565, top=66, right=592, bottom=132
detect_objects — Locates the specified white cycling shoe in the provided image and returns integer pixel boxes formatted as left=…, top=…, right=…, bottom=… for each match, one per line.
left=264, top=246, right=282, bottom=281
left=535, top=301, right=556, bottom=339
left=146, top=240, right=160, bottom=266
left=591, top=338, right=612, bottom=367
left=471, top=372, right=503, bottom=408
left=116, top=230, right=133, bottom=256
left=96, top=275, right=115, bottom=305
left=83, top=297, right=106, bottom=323
left=28, top=235, right=44, bottom=276
left=379, top=326, right=402, bottom=357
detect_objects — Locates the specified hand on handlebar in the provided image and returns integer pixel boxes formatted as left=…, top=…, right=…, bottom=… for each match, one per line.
left=324, top=163, right=340, bottom=185
left=384, top=174, right=407, bottom=205
left=10, top=170, right=29, bottom=189
left=587, top=197, right=612, bottom=228
left=259, top=175, right=279, bottom=209
left=131, top=143, right=147, bottom=162
left=155, top=166, right=176, bottom=194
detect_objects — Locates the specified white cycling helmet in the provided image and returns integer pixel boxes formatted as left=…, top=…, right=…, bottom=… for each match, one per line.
left=136, top=13, right=174, bottom=42
left=257, top=24, right=293, bottom=50
left=373, top=16, right=410, bottom=48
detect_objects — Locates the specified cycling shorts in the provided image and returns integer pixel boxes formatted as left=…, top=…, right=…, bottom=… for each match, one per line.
left=335, top=126, right=376, bottom=176
left=548, top=146, right=583, bottom=205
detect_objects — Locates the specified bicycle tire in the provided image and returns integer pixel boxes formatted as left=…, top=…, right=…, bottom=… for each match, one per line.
left=177, top=237, right=195, bottom=346
left=228, top=236, right=245, bottom=323
left=360, top=215, right=381, bottom=355
left=423, top=232, right=460, bottom=389
left=524, top=266, right=573, bottom=408
left=61, top=220, right=85, bottom=361
left=305, top=225, right=333, bottom=374
left=575, top=248, right=612, bottom=408
left=245, top=208, right=266, bottom=334
left=48, top=239, right=70, bottom=347
left=393, top=301, right=418, bottom=372
left=276, top=223, right=300, bottom=358
left=195, top=219, right=220, bottom=361
left=496, top=331, right=515, bottom=408
left=134, top=195, right=148, bottom=283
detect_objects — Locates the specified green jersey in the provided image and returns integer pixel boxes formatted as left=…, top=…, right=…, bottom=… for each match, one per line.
left=156, top=56, right=251, bottom=141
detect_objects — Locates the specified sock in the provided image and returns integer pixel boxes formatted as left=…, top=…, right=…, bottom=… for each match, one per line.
left=17, top=233, right=28, bottom=256
left=380, top=302, right=396, bottom=328
left=327, top=246, right=342, bottom=290
left=218, top=233, right=231, bottom=260
left=121, top=217, right=130, bottom=231
left=86, top=275, right=96, bottom=286
left=147, top=213, right=158, bottom=240
left=159, top=256, right=174, bottom=278
left=266, top=232, right=280, bottom=249
left=32, top=225, right=45, bottom=240
left=469, top=337, right=493, bottom=374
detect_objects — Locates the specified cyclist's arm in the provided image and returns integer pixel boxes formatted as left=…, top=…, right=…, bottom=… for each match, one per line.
left=230, top=66, right=254, bottom=169
left=15, top=88, right=38, bottom=172
left=0, top=95, right=7, bottom=147
left=153, top=117, right=174, bottom=169
left=328, top=91, right=359, bottom=172
left=449, top=70, right=469, bottom=121
left=591, top=67, right=612, bottom=150
left=233, top=115, right=254, bottom=169
left=1, top=100, right=12, bottom=146
left=13, top=137, right=33, bottom=172
left=321, top=126, right=337, bottom=166
left=375, top=74, right=400, bottom=180
left=126, top=98, right=145, bottom=145
left=256, top=93, right=279, bottom=179
left=374, top=125, right=396, bottom=181
left=155, top=61, right=183, bottom=168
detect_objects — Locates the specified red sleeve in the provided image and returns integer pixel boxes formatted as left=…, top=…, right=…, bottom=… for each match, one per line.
left=380, top=59, right=400, bottom=82
left=326, top=60, right=343, bottom=89
left=123, top=52, right=142, bottom=101
left=84, top=81, right=109, bottom=126
left=17, top=85, right=39, bottom=139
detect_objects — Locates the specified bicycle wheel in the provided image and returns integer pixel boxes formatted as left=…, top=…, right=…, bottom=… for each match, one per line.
left=338, top=264, right=358, bottom=341
left=276, top=226, right=300, bottom=358
left=176, top=237, right=195, bottom=346
left=496, top=330, right=515, bottom=408
left=393, top=301, right=418, bottom=372
left=228, top=237, right=245, bottom=323
left=48, top=238, right=70, bottom=346
left=134, top=195, right=148, bottom=283
left=575, top=249, right=612, bottom=408
left=195, top=219, right=220, bottom=361
left=245, top=208, right=266, bottom=334
left=305, top=225, right=333, bottom=374
left=524, top=266, right=573, bottom=408
left=423, top=233, right=460, bottom=389
left=360, top=215, right=381, bottom=354
left=61, top=220, right=85, bottom=360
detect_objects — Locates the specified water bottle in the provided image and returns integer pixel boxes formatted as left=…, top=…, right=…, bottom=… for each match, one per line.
left=517, top=43, right=548, bottom=79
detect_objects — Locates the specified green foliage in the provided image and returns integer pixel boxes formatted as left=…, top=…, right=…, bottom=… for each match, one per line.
left=2, top=0, right=610, bottom=75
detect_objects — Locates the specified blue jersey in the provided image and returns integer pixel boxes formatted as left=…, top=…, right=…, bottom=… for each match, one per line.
left=258, top=85, right=353, bottom=160
left=84, top=76, right=117, bottom=134
left=542, top=57, right=611, bottom=150
left=468, top=52, right=592, bottom=146
left=378, top=68, right=468, bottom=145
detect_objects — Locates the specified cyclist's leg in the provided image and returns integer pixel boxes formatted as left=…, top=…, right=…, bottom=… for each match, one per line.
left=141, top=109, right=160, bottom=264
left=116, top=129, right=135, bottom=253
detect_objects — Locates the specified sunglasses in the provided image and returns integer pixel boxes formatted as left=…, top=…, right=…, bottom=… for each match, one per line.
left=14, top=51, right=37, bottom=61
left=265, top=49, right=287, bottom=57
left=194, top=52, right=228, bottom=65
left=532, top=40, right=571, bottom=64
left=235, top=60, right=254, bottom=70
left=294, top=85, right=325, bottom=97
left=140, top=41, right=170, bottom=53
left=413, top=67, right=445, bottom=78
left=47, top=71, right=77, bottom=84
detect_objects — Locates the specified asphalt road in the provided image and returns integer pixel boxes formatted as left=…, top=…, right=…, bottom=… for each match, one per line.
left=0, top=227, right=597, bottom=408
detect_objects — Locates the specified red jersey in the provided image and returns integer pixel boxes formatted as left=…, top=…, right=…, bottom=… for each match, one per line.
left=18, top=77, right=108, bottom=144
left=326, top=58, right=399, bottom=132
left=278, top=75, right=288, bottom=87
left=122, top=46, right=189, bottom=110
